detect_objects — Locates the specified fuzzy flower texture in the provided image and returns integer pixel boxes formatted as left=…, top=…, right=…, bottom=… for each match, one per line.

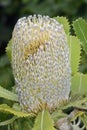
left=12, top=15, right=71, bottom=114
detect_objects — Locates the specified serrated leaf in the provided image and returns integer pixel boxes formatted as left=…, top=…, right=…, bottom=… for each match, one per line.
left=32, top=110, right=56, bottom=130
left=67, top=36, right=81, bottom=75
left=54, top=16, right=70, bottom=35
left=71, top=72, right=87, bottom=94
left=0, top=104, right=35, bottom=117
left=6, top=39, right=12, bottom=62
left=0, top=86, right=18, bottom=102
left=73, top=18, right=87, bottom=54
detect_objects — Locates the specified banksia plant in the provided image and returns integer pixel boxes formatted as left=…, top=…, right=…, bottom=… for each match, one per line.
left=12, top=15, right=71, bottom=114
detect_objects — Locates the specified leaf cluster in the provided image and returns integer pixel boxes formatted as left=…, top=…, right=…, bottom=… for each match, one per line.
left=1, top=17, right=87, bottom=130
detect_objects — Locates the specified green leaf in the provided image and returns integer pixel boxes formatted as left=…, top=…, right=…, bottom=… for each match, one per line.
left=0, top=116, right=18, bottom=126
left=62, top=96, right=87, bottom=111
left=71, top=72, right=87, bottom=94
left=54, top=16, right=70, bottom=35
left=73, top=18, right=87, bottom=54
left=32, top=110, right=56, bottom=130
left=51, top=110, right=67, bottom=122
left=0, top=104, right=35, bottom=117
left=0, top=86, right=18, bottom=102
left=6, top=39, right=12, bottom=62
left=81, top=114, right=87, bottom=129
left=67, top=36, right=81, bottom=75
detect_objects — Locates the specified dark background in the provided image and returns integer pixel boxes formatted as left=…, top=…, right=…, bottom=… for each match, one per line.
left=0, top=0, right=87, bottom=89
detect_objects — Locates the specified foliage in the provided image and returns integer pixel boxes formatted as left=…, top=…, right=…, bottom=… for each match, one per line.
left=32, top=110, right=56, bottom=130
left=54, top=16, right=70, bottom=35
left=1, top=0, right=87, bottom=56
left=1, top=9, right=87, bottom=130
left=0, top=85, right=18, bottom=101
left=6, top=39, right=12, bottom=61
left=67, top=36, right=81, bottom=75
left=73, top=18, right=87, bottom=54
left=71, top=73, right=87, bottom=94
left=0, top=54, right=14, bottom=91
left=55, top=17, right=81, bottom=75
left=0, top=104, right=35, bottom=117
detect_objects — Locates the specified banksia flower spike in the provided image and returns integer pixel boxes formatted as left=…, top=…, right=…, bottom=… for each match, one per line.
left=12, top=15, right=71, bottom=114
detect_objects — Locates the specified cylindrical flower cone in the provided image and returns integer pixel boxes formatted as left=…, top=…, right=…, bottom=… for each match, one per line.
left=12, top=15, right=71, bottom=114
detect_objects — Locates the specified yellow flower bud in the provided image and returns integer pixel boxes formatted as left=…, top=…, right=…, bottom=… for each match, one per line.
left=12, top=15, right=71, bottom=114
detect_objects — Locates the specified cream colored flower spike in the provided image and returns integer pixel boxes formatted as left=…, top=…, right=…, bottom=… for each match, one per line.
left=12, top=15, right=71, bottom=114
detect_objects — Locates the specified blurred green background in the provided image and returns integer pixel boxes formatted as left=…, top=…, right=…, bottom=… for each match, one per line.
left=0, top=0, right=87, bottom=90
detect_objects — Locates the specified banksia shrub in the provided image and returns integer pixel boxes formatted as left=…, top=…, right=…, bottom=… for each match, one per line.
left=12, top=15, right=71, bottom=114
